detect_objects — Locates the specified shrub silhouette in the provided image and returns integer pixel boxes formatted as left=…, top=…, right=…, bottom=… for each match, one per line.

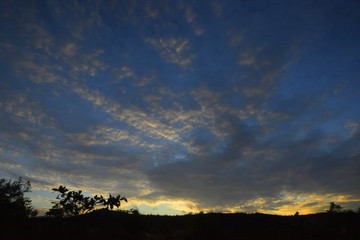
left=327, top=202, right=343, bottom=213
left=0, top=177, right=37, bottom=218
left=46, top=185, right=127, bottom=217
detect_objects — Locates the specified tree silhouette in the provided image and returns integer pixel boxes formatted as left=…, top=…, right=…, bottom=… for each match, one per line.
left=46, top=185, right=96, bottom=217
left=327, top=202, right=343, bottom=213
left=0, top=177, right=37, bottom=218
left=94, top=193, right=127, bottom=210
left=46, top=185, right=127, bottom=217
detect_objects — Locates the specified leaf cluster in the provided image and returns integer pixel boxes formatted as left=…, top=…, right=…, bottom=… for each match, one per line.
left=46, top=185, right=127, bottom=217
left=94, top=193, right=127, bottom=210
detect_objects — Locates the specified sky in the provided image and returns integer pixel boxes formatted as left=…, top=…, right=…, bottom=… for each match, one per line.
left=1, top=0, right=360, bottom=216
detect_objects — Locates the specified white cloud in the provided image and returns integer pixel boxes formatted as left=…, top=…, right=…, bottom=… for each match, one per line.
left=70, top=49, right=106, bottom=77
left=211, top=1, right=223, bottom=17
left=146, top=37, right=196, bottom=67
left=185, top=7, right=195, bottom=23
left=1, top=93, right=50, bottom=126
left=67, top=126, right=140, bottom=146
left=15, top=60, right=65, bottom=85
left=24, top=23, right=54, bottom=55
left=117, top=66, right=135, bottom=80
left=345, top=120, right=358, bottom=137
left=61, top=42, right=77, bottom=57
left=238, top=51, right=257, bottom=66
left=144, top=2, right=159, bottom=19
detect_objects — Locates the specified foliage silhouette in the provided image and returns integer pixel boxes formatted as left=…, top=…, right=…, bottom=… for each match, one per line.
left=46, top=185, right=127, bottom=217
left=0, top=177, right=37, bottom=218
left=327, top=202, right=343, bottom=213
left=94, top=193, right=127, bottom=210
left=46, top=185, right=96, bottom=217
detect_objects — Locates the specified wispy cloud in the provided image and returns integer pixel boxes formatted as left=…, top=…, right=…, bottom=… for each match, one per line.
left=345, top=120, right=358, bottom=138
left=146, top=37, right=196, bottom=67
left=144, top=1, right=159, bottom=19
left=211, top=1, right=223, bottom=17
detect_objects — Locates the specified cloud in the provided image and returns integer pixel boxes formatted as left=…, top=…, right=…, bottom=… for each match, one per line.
left=24, top=22, right=55, bottom=55
left=211, top=1, right=223, bottom=17
left=238, top=50, right=258, bottom=66
left=63, top=2, right=103, bottom=40
left=116, top=66, right=135, bottom=80
left=345, top=120, right=358, bottom=138
left=185, top=7, right=195, bottom=23
left=137, top=75, right=155, bottom=87
left=66, top=126, right=140, bottom=146
left=69, top=48, right=106, bottom=77
left=146, top=37, right=196, bottom=67
left=144, top=1, right=159, bottom=19
left=144, top=111, right=360, bottom=212
left=61, top=42, right=77, bottom=57
left=16, top=61, right=65, bottom=84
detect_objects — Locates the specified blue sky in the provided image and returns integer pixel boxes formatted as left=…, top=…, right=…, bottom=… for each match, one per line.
left=1, top=0, right=360, bottom=215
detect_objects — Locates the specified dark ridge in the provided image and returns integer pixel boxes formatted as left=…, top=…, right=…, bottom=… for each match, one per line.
left=1, top=211, right=359, bottom=240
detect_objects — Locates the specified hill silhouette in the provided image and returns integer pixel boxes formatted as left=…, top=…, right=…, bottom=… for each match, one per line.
left=1, top=179, right=359, bottom=239
left=1, top=210, right=359, bottom=240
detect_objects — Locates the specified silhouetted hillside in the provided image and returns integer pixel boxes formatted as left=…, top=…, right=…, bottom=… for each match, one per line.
left=1, top=211, right=359, bottom=240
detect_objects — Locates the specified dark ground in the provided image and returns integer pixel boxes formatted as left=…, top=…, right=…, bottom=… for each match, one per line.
left=1, top=211, right=359, bottom=240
